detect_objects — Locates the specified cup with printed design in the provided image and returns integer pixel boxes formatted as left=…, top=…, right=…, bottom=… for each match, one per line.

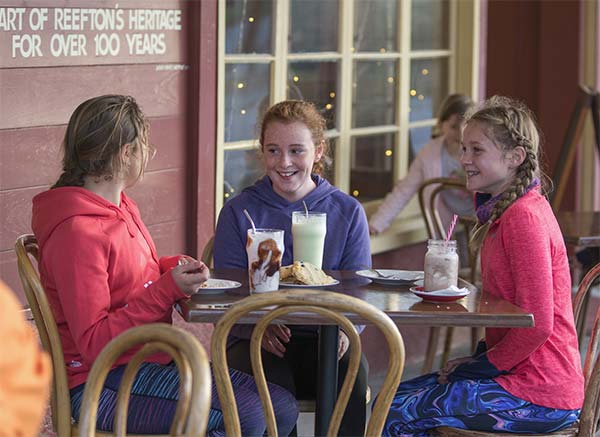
left=292, top=211, right=327, bottom=269
left=246, top=228, right=285, bottom=293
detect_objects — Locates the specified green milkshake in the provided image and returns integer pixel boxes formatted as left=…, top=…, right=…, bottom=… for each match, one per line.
left=292, top=211, right=327, bottom=269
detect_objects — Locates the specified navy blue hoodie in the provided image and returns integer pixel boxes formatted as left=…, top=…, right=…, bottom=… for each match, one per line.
left=214, top=175, right=371, bottom=271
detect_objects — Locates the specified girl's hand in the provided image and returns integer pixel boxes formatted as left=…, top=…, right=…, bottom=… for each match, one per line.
left=438, top=355, right=473, bottom=384
left=338, top=331, right=350, bottom=359
left=261, top=324, right=291, bottom=358
left=368, top=224, right=381, bottom=235
left=172, top=259, right=210, bottom=295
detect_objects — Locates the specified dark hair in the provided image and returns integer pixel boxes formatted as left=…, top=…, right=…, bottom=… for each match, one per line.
left=432, top=94, right=474, bottom=138
left=52, top=95, right=152, bottom=188
left=466, top=95, right=543, bottom=250
left=259, top=100, right=331, bottom=175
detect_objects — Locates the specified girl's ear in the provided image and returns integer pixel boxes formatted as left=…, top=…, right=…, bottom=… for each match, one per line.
left=314, top=140, right=325, bottom=162
left=507, top=146, right=526, bottom=169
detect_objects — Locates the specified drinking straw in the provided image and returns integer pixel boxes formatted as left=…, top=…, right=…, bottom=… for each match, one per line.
left=302, top=200, right=309, bottom=218
left=446, top=214, right=458, bottom=241
left=243, top=209, right=257, bottom=233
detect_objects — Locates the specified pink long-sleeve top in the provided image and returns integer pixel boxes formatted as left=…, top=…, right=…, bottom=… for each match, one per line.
left=482, top=189, right=583, bottom=409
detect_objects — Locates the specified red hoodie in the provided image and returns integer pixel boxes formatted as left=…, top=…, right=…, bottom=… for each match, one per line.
left=32, top=187, right=186, bottom=389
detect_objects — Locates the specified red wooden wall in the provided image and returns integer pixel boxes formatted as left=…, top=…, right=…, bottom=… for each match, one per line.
left=486, top=0, right=581, bottom=210
left=0, top=0, right=217, bottom=303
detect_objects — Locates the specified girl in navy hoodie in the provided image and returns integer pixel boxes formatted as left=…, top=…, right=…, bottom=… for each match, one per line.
left=214, top=100, right=371, bottom=435
left=32, top=95, right=298, bottom=436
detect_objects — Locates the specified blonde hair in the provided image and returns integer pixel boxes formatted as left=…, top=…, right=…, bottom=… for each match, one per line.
left=468, top=96, right=543, bottom=250
left=259, top=100, right=331, bottom=175
left=53, top=95, right=152, bottom=188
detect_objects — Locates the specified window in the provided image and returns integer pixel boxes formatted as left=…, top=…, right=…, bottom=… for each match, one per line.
left=217, top=0, right=478, bottom=216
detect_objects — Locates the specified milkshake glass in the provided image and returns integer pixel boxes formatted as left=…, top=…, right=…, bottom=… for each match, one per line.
left=246, top=229, right=285, bottom=293
left=292, top=211, right=327, bottom=269
left=424, top=239, right=459, bottom=292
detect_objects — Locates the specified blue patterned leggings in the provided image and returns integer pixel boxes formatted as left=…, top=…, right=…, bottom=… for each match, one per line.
left=382, top=373, right=580, bottom=436
left=70, top=361, right=299, bottom=436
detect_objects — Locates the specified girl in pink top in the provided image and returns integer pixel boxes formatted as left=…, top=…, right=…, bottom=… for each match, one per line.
left=381, top=96, right=583, bottom=436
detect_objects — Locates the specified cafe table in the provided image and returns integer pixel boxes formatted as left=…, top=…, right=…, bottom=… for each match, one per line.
left=178, top=269, right=534, bottom=436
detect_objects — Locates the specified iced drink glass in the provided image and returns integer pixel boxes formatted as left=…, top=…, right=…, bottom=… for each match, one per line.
left=246, top=228, right=285, bottom=293
left=292, top=211, right=327, bottom=269
left=424, top=239, right=459, bottom=291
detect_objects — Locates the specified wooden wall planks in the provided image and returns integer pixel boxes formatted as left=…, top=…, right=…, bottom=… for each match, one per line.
left=0, top=1, right=216, bottom=303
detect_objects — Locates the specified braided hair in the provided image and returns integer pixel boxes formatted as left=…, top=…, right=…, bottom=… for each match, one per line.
left=259, top=100, right=331, bottom=175
left=468, top=96, right=543, bottom=250
left=52, top=95, right=152, bottom=188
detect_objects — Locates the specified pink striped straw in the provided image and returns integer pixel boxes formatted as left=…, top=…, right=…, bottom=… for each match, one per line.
left=446, top=214, right=458, bottom=241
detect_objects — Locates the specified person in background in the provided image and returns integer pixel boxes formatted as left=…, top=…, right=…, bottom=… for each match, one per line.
left=381, top=96, right=583, bottom=436
left=369, top=94, right=474, bottom=235
left=0, top=280, right=51, bottom=437
left=214, top=100, right=371, bottom=436
left=32, top=95, right=298, bottom=436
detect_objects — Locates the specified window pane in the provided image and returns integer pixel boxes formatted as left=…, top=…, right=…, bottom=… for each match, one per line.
left=223, top=149, right=264, bottom=203
left=225, top=63, right=271, bottom=142
left=411, top=0, right=449, bottom=50
left=226, top=0, right=274, bottom=54
left=290, top=0, right=339, bottom=53
left=409, top=126, right=433, bottom=163
left=354, top=0, right=398, bottom=52
left=288, top=61, right=338, bottom=129
left=409, top=58, right=448, bottom=122
left=350, top=133, right=396, bottom=201
left=353, top=61, right=397, bottom=128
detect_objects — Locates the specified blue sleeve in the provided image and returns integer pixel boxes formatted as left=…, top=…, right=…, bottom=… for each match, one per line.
left=214, top=204, right=247, bottom=269
left=340, top=203, right=372, bottom=270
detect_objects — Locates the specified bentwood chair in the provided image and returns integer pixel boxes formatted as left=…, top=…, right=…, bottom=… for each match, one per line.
left=15, top=234, right=211, bottom=436
left=201, top=235, right=215, bottom=268
left=418, top=177, right=480, bottom=373
left=78, top=323, right=212, bottom=437
left=210, top=289, right=405, bottom=437
left=434, top=260, right=600, bottom=437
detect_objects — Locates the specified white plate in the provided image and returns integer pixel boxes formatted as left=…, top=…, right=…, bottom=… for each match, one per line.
left=196, top=278, right=242, bottom=294
left=355, top=269, right=424, bottom=285
left=409, top=286, right=470, bottom=303
left=279, top=279, right=340, bottom=288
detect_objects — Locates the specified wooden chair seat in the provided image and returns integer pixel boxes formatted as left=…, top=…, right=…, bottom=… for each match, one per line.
left=16, top=234, right=211, bottom=436
left=210, top=289, right=405, bottom=437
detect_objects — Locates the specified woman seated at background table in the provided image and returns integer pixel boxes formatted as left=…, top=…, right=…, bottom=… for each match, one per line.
left=381, top=96, right=583, bottom=436
left=369, top=93, right=474, bottom=235
left=214, top=99, right=371, bottom=436
left=32, top=94, right=298, bottom=436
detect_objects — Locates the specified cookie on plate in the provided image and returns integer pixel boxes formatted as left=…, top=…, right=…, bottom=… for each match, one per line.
left=291, top=261, right=335, bottom=285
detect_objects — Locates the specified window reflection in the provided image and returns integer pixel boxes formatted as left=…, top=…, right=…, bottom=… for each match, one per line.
left=226, top=0, right=274, bottom=54
left=353, top=61, right=397, bottom=128
left=411, top=0, right=449, bottom=50
left=350, top=133, right=396, bottom=201
left=223, top=149, right=264, bottom=203
left=354, top=0, right=398, bottom=52
left=288, top=61, right=338, bottom=130
left=409, top=126, right=433, bottom=163
left=290, top=0, right=338, bottom=52
left=225, top=63, right=271, bottom=142
left=409, top=58, right=448, bottom=122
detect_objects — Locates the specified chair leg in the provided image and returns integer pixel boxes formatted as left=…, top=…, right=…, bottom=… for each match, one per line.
left=440, top=327, right=454, bottom=368
left=423, top=327, right=441, bottom=374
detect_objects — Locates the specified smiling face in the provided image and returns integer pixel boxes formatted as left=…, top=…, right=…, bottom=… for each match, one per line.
left=261, top=120, right=323, bottom=202
left=460, top=121, right=520, bottom=196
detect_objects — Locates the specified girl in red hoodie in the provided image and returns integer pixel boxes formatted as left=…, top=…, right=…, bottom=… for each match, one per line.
left=381, top=96, right=583, bottom=436
left=32, top=95, right=298, bottom=435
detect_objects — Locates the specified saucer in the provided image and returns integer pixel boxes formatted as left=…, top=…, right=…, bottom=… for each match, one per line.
left=409, top=286, right=470, bottom=303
